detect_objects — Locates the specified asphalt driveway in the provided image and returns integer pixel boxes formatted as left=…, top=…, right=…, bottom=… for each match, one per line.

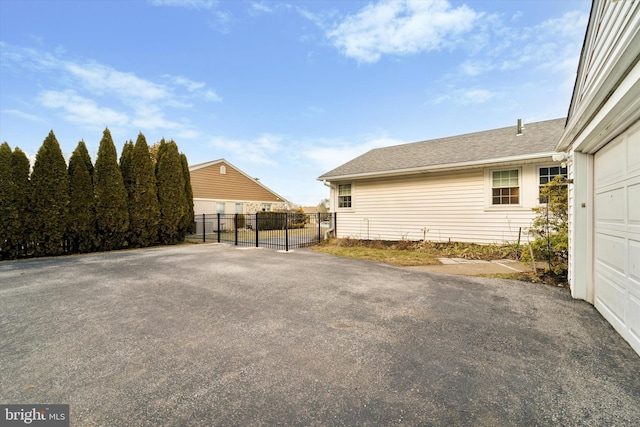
left=1, top=244, right=639, bottom=426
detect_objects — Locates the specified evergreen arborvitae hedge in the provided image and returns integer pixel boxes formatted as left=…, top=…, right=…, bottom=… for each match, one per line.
left=156, top=139, right=187, bottom=245
left=0, top=142, right=17, bottom=259
left=29, top=131, right=70, bottom=256
left=128, top=133, right=160, bottom=248
left=120, top=140, right=134, bottom=194
left=10, top=148, right=31, bottom=258
left=180, top=153, right=195, bottom=235
left=95, top=128, right=129, bottom=251
left=119, top=140, right=134, bottom=244
left=68, top=141, right=96, bottom=253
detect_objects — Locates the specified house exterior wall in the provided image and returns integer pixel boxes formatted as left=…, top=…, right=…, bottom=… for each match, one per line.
left=557, top=0, right=640, bottom=300
left=190, top=161, right=284, bottom=202
left=329, top=162, right=556, bottom=244
left=555, top=0, right=640, bottom=355
left=193, top=199, right=287, bottom=215
left=190, top=160, right=288, bottom=215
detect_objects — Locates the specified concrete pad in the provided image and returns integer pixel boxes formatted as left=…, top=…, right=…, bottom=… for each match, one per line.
left=1, top=244, right=638, bottom=426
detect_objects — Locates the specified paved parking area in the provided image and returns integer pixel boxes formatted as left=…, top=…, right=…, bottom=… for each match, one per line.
left=1, top=244, right=639, bottom=426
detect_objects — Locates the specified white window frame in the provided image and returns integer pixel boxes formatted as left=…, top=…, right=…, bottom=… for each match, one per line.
left=538, top=165, right=568, bottom=203
left=336, top=183, right=354, bottom=211
left=485, top=168, right=522, bottom=209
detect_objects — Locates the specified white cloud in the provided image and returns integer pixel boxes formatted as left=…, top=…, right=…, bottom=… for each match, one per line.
left=432, top=88, right=496, bottom=105
left=169, top=75, right=222, bottom=101
left=65, top=62, right=169, bottom=101
left=39, top=90, right=130, bottom=127
left=304, top=135, right=403, bottom=172
left=325, top=0, right=478, bottom=63
left=209, top=133, right=285, bottom=165
left=251, top=1, right=272, bottom=14
left=1, top=43, right=215, bottom=137
left=1, top=109, right=44, bottom=122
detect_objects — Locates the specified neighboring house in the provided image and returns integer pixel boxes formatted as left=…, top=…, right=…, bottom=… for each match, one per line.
left=555, top=0, right=640, bottom=355
left=189, top=159, right=289, bottom=215
left=318, top=118, right=567, bottom=244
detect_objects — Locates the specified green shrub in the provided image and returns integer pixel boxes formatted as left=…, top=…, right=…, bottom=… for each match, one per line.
left=523, top=177, right=568, bottom=275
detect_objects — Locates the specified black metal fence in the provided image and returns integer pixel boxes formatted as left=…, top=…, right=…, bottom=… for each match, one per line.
left=188, top=212, right=335, bottom=251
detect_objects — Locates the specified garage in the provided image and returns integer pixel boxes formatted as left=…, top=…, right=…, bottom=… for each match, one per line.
left=593, top=121, right=640, bottom=355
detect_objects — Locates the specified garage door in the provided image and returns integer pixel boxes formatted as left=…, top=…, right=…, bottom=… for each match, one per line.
left=593, top=121, right=640, bottom=355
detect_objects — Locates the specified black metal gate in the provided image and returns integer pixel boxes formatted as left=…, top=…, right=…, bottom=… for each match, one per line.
left=188, top=212, right=335, bottom=251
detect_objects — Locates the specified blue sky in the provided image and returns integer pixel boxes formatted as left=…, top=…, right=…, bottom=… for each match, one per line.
left=0, top=0, right=590, bottom=206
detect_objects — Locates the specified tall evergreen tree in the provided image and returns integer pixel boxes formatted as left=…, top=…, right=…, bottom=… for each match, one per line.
left=156, top=139, right=186, bottom=244
left=120, top=140, right=134, bottom=194
left=0, top=142, right=17, bottom=259
left=128, top=133, right=160, bottom=247
left=180, top=153, right=195, bottom=236
left=75, top=139, right=94, bottom=178
left=119, top=140, right=134, bottom=244
left=94, top=128, right=129, bottom=251
left=30, top=131, right=69, bottom=256
left=11, top=148, right=31, bottom=258
left=68, top=141, right=96, bottom=253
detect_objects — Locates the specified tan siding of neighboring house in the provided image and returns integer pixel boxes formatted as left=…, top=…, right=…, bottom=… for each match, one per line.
left=191, top=161, right=282, bottom=202
left=332, top=165, right=547, bottom=244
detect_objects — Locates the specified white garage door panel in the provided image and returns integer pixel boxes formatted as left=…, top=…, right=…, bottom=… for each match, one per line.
left=595, top=187, right=626, bottom=228
left=629, top=182, right=640, bottom=232
left=628, top=126, right=640, bottom=171
left=594, top=122, right=640, bottom=356
left=595, top=272, right=628, bottom=330
left=595, top=233, right=627, bottom=275
left=595, top=139, right=625, bottom=184
left=630, top=293, right=640, bottom=345
left=631, top=239, right=640, bottom=285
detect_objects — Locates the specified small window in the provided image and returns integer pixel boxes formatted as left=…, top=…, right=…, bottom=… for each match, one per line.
left=338, top=184, right=352, bottom=208
left=220, top=165, right=226, bottom=174
left=216, top=202, right=225, bottom=214
left=261, top=203, right=271, bottom=212
left=235, top=203, right=243, bottom=214
left=539, top=166, right=567, bottom=202
left=492, top=170, right=519, bottom=205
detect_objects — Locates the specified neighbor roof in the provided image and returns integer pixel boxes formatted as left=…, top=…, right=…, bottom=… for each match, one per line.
left=318, top=118, right=566, bottom=181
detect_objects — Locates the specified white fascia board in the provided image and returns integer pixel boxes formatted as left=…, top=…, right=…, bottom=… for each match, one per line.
left=317, top=152, right=558, bottom=182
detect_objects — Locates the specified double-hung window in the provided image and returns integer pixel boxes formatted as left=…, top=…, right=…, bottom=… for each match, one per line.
left=338, top=184, right=352, bottom=208
left=492, top=170, right=519, bottom=205
left=539, top=166, right=567, bottom=203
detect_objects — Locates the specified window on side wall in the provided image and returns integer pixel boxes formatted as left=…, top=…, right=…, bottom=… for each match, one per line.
left=539, top=166, right=567, bottom=203
left=491, top=169, right=519, bottom=205
left=338, top=183, right=352, bottom=208
left=216, top=202, right=225, bottom=214
left=261, top=203, right=272, bottom=212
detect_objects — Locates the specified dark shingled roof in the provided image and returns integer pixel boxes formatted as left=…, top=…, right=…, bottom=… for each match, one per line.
left=318, top=118, right=566, bottom=180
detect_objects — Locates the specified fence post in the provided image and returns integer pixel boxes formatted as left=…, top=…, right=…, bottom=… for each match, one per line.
left=217, top=213, right=221, bottom=243
left=317, top=213, right=321, bottom=243
left=234, top=213, right=238, bottom=246
left=285, top=212, right=289, bottom=252
left=334, top=212, right=337, bottom=237
left=255, top=213, right=259, bottom=247
left=202, top=213, right=206, bottom=243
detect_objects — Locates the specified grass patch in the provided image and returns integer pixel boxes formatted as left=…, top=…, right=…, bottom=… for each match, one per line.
left=312, top=245, right=440, bottom=266
left=311, top=238, right=568, bottom=287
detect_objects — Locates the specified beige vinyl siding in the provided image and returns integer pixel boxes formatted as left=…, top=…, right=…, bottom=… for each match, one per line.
left=334, top=166, right=543, bottom=244
left=191, top=162, right=282, bottom=202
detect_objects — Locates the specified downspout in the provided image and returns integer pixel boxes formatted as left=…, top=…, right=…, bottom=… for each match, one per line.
left=323, top=180, right=335, bottom=239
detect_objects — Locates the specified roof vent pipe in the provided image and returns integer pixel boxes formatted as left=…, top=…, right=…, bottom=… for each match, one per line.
left=516, top=119, right=523, bottom=136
